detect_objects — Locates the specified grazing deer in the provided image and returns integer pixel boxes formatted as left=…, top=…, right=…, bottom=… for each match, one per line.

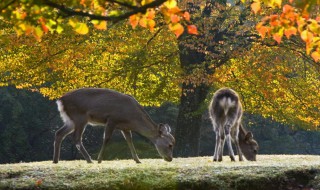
left=208, top=87, right=258, bottom=161
left=53, top=88, right=175, bottom=164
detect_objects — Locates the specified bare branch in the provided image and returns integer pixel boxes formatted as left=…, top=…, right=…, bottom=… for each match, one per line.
left=146, top=27, right=164, bottom=47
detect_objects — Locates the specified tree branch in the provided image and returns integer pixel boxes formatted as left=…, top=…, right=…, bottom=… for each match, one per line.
left=146, top=27, right=164, bottom=47
left=0, top=0, right=16, bottom=12
left=105, top=0, right=137, bottom=9
left=44, top=0, right=167, bottom=23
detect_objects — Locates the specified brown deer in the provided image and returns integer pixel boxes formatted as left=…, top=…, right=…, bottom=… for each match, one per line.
left=208, top=87, right=258, bottom=161
left=53, top=88, right=175, bottom=164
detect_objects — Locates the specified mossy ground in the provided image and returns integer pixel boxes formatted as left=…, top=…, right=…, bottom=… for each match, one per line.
left=1, top=155, right=320, bottom=190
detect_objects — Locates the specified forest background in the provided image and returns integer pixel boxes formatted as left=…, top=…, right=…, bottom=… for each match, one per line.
left=0, top=0, right=319, bottom=163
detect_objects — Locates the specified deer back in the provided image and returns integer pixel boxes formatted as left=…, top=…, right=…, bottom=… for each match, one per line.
left=209, top=88, right=243, bottom=126
left=59, top=88, right=150, bottom=128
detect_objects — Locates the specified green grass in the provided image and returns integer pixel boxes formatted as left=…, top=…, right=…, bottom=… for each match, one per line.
left=1, top=155, right=320, bottom=190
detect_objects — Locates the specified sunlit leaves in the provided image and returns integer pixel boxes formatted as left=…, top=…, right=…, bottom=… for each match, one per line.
left=69, top=19, right=89, bottom=34
left=187, top=25, right=198, bottom=35
left=92, top=20, right=107, bottom=30
left=183, top=12, right=190, bottom=21
left=164, top=0, right=177, bottom=9
left=129, top=9, right=156, bottom=31
left=251, top=1, right=261, bottom=14
left=311, top=51, right=320, bottom=62
left=244, top=0, right=320, bottom=61
left=0, top=21, right=181, bottom=106
left=169, top=23, right=184, bottom=37
left=129, top=15, right=139, bottom=29
left=159, top=1, right=198, bottom=37
left=212, top=44, right=320, bottom=128
left=284, top=27, right=297, bottom=39
left=0, top=0, right=198, bottom=40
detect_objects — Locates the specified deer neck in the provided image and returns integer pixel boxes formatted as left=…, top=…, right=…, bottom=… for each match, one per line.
left=132, top=117, right=159, bottom=142
left=238, top=124, right=247, bottom=142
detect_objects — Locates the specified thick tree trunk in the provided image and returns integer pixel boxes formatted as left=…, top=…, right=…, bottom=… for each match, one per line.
left=173, top=0, right=229, bottom=157
left=174, top=83, right=209, bottom=157
left=174, top=43, right=210, bottom=157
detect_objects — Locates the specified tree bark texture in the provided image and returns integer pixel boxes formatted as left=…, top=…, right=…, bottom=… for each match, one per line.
left=174, top=44, right=210, bottom=157
left=174, top=83, right=209, bottom=157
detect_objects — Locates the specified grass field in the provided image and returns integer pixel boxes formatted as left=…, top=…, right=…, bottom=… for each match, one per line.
left=1, top=155, right=320, bottom=190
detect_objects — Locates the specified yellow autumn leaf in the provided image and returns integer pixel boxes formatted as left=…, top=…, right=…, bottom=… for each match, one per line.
left=34, top=26, right=43, bottom=41
left=164, top=0, right=177, bottom=9
left=75, top=23, right=89, bottom=35
left=94, top=21, right=107, bottom=30
left=251, top=1, right=261, bottom=14
left=300, top=30, right=313, bottom=43
left=148, top=19, right=156, bottom=31
left=169, top=23, right=184, bottom=38
left=56, top=25, right=63, bottom=34
left=139, top=17, right=147, bottom=28
left=141, top=0, right=153, bottom=6
left=68, top=18, right=77, bottom=28
left=273, top=0, right=282, bottom=8
left=311, top=51, right=320, bottom=62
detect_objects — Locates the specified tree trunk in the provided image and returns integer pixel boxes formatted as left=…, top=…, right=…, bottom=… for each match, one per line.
left=174, top=43, right=210, bottom=157
left=173, top=0, right=228, bottom=157
left=174, top=83, right=209, bottom=157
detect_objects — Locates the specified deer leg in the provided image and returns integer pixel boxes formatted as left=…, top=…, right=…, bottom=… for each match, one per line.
left=234, top=136, right=244, bottom=161
left=214, top=127, right=225, bottom=162
left=97, top=125, right=115, bottom=163
left=121, top=130, right=141, bottom=163
left=213, top=129, right=220, bottom=162
left=218, top=135, right=225, bottom=162
left=53, top=124, right=75, bottom=163
left=73, top=120, right=93, bottom=163
left=225, top=125, right=235, bottom=161
left=233, top=124, right=244, bottom=161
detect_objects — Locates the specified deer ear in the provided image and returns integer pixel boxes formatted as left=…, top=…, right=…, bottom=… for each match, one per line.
left=245, top=131, right=253, bottom=141
left=158, top=123, right=171, bottom=135
left=165, top=124, right=171, bottom=133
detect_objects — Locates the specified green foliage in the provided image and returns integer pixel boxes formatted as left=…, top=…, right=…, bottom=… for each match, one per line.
left=213, top=43, right=320, bottom=128
left=1, top=155, right=320, bottom=189
left=0, top=87, right=58, bottom=163
left=0, top=20, right=181, bottom=106
left=0, top=0, right=196, bottom=40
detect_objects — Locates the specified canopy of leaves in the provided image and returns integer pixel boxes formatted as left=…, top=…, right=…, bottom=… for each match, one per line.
left=0, top=20, right=181, bottom=106
left=0, top=0, right=197, bottom=40
left=175, top=0, right=319, bottom=129
left=212, top=43, right=320, bottom=129
left=0, top=0, right=319, bottom=129
left=245, top=0, right=320, bottom=61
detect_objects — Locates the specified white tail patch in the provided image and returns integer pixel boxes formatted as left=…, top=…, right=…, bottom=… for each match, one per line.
left=56, top=100, right=74, bottom=127
left=219, top=97, right=236, bottom=115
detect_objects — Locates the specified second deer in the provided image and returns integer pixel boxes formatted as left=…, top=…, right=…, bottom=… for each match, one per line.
left=209, top=87, right=258, bottom=161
